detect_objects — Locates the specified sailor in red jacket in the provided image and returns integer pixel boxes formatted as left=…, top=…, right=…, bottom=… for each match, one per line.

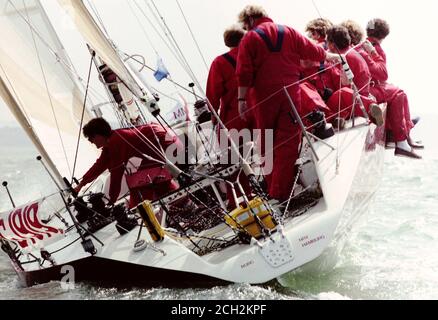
left=236, top=5, right=339, bottom=202
left=324, top=25, right=383, bottom=124
left=207, top=25, right=249, bottom=132
left=302, top=18, right=335, bottom=100
left=365, top=18, right=422, bottom=158
left=74, top=118, right=180, bottom=208
left=299, top=18, right=335, bottom=139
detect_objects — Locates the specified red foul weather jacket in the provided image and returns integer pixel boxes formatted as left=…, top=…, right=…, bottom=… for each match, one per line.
left=237, top=17, right=326, bottom=103
left=323, top=49, right=374, bottom=119
left=206, top=47, right=249, bottom=131
left=345, top=48, right=372, bottom=96
left=81, top=123, right=180, bottom=205
left=236, top=17, right=326, bottom=201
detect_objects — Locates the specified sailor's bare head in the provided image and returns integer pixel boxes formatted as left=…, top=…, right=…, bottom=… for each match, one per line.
left=341, top=20, right=364, bottom=46
left=305, top=18, right=333, bottom=42
left=83, top=118, right=112, bottom=149
left=366, top=18, right=390, bottom=41
left=238, top=5, right=268, bottom=31
left=327, top=25, right=352, bottom=52
left=224, top=24, right=246, bottom=48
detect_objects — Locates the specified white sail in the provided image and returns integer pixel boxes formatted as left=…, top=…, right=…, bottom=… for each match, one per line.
left=0, top=0, right=97, bottom=181
left=58, top=0, right=144, bottom=99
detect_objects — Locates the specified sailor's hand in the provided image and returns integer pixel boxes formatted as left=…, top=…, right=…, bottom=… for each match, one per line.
left=362, top=40, right=377, bottom=56
left=73, top=183, right=84, bottom=195
left=238, top=99, right=248, bottom=121
left=211, top=115, right=218, bottom=126
left=325, top=52, right=342, bottom=64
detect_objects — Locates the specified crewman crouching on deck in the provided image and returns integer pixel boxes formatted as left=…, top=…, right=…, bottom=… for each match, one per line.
left=74, top=118, right=181, bottom=208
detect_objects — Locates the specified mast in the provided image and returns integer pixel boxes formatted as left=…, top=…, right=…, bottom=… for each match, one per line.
left=0, top=76, right=65, bottom=188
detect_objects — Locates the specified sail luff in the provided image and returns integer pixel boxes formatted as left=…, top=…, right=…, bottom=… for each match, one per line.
left=58, top=0, right=145, bottom=99
left=0, top=75, right=65, bottom=188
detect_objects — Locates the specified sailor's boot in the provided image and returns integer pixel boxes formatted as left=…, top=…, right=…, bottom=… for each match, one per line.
left=307, top=110, right=335, bottom=140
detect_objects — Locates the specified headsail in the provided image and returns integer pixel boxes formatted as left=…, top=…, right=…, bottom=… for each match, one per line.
left=0, top=0, right=97, bottom=182
left=58, top=0, right=145, bottom=99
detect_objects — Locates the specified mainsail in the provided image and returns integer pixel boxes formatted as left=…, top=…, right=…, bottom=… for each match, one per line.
left=0, top=0, right=97, bottom=183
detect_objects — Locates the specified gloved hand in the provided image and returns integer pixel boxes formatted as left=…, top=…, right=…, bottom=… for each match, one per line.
left=238, top=100, right=249, bottom=122
left=362, top=40, right=377, bottom=56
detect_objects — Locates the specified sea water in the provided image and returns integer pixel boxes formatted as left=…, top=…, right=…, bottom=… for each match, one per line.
left=0, top=117, right=437, bottom=300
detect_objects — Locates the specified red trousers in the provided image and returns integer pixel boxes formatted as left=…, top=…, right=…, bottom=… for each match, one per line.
left=299, top=82, right=331, bottom=117
left=371, top=84, right=412, bottom=142
left=253, top=88, right=302, bottom=201
left=129, top=180, right=179, bottom=209
left=326, top=88, right=374, bottom=120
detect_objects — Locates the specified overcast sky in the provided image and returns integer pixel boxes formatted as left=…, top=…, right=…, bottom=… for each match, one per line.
left=1, top=0, right=437, bottom=127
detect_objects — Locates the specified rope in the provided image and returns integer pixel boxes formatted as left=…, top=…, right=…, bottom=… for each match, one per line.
left=121, top=52, right=202, bottom=99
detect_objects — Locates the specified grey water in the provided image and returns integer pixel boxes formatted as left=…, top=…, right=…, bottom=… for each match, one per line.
left=0, top=116, right=437, bottom=300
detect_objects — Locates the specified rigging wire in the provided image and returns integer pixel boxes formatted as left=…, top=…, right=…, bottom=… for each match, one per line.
left=121, top=52, right=202, bottom=99
left=71, top=56, right=94, bottom=182
left=134, top=0, right=186, bottom=72
left=148, top=0, right=203, bottom=90
left=127, top=1, right=160, bottom=57
left=175, top=0, right=209, bottom=72
left=21, top=0, right=72, bottom=177
left=86, top=0, right=111, bottom=39
left=127, top=1, right=191, bottom=97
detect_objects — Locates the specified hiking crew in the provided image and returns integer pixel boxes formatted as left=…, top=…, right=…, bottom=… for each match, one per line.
left=365, top=18, right=423, bottom=158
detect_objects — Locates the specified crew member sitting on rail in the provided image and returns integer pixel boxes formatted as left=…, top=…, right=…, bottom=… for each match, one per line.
left=299, top=18, right=336, bottom=139
left=323, top=25, right=384, bottom=127
left=365, top=18, right=422, bottom=158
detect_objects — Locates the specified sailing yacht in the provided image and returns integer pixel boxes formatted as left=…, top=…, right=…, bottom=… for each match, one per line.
left=0, top=0, right=385, bottom=287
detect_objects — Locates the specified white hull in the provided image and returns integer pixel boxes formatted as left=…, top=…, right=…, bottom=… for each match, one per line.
left=10, top=120, right=385, bottom=287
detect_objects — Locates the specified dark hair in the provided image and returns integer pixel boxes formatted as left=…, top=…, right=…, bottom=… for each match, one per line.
left=327, top=25, right=351, bottom=51
left=305, top=18, right=333, bottom=39
left=366, top=18, right=390, bottom=40
left=224, top=25, right=245, bottom=48
left=341, top=20, right=364, bottom=46
left=83, top=118, right=112, bottom=139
